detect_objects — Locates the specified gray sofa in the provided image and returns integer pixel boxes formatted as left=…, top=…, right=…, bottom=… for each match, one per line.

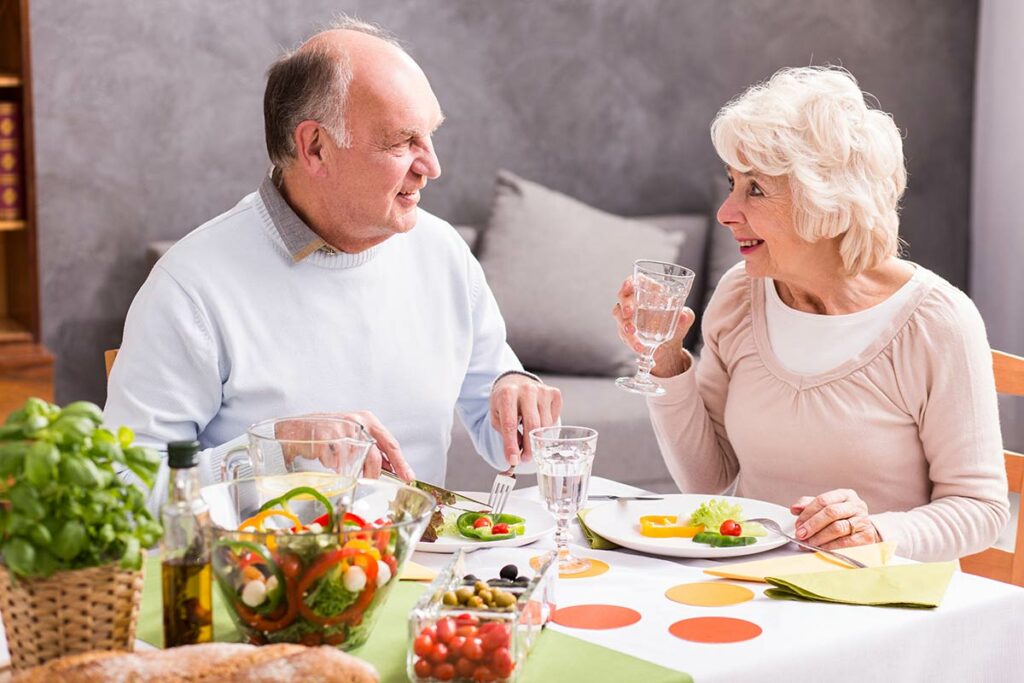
left=147, top=171, right=737, bottom=494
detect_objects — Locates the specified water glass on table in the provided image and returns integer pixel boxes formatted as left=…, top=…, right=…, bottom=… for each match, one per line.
left=529, top=426, right=599, bottom=575
left=616, top=259, right=695, bottom=397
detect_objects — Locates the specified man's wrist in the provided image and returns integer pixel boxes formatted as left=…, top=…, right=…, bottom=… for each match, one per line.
left=491, top=369, right=542, bottom=389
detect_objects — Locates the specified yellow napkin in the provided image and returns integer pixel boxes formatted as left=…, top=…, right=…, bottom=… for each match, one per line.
left=399, top=560, right=438, bottom=581
left=764, top=561, right=957, bottom=608
left=704, top=542, right=896, bottom=582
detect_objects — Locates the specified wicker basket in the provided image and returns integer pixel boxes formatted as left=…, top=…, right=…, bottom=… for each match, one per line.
left=0, top=562, right=144, bottom=670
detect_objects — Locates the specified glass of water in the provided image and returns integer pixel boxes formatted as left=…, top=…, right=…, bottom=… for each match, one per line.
left=530, top=426, right=598, bottom=575
left=616, top=259, right=695, bottom=397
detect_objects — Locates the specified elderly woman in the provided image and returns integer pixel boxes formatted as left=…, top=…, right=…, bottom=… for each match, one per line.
left=613, top=67, right=1008, bottom=562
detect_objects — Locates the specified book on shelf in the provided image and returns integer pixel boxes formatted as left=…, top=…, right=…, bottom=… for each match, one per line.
left=0, top=100, right=21, bottom=221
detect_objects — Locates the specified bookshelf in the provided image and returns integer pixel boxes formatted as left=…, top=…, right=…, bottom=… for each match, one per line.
left=0, top=0, right=52, bottom=412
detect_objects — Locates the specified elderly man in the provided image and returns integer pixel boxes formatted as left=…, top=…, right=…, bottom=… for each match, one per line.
left=104, top=18, right=561, bottom=508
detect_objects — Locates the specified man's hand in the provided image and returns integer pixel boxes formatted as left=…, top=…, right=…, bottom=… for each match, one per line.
left=275, top=411, right=415, bottom=482
left=790, top=489, right=880, bottom=549
left=489, top=374, right=562, bottom=467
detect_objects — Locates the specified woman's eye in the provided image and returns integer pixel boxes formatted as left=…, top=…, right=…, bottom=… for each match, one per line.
left=749, top=183, right=764, bottom=197
left=726, top=176, right=735, bottom=190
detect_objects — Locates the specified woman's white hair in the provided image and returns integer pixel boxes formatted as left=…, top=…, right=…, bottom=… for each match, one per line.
left=711, top=66, right=906, bottom=274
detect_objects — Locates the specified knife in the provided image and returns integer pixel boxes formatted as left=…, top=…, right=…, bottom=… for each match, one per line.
left=381, top=471, right=492, bottom=509
left=588, top=495, right=664, bottom=501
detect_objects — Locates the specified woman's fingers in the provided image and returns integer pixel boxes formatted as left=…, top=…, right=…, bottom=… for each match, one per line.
left=793, top=489, right=869, bottom=545
left=614, top=278, right=644, bottom=353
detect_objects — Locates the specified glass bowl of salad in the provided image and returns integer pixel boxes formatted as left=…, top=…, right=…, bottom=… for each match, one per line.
left=202, top=475, right=434, bottom=649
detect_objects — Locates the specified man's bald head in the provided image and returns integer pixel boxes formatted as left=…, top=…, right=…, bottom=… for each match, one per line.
left=263, top=17, right=410, bottom=169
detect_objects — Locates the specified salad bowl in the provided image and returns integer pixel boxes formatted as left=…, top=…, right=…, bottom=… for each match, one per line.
left=202, top=476, right=434, bottom=648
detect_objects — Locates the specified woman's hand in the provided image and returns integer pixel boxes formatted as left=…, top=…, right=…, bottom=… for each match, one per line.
left=790, top=489, right=880, bottom=549
left=612, top=277, right=695, bottom=378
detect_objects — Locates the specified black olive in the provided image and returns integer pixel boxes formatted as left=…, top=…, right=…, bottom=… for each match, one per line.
left=514, top=576, right=530, bottom=586
left=463, top=574, right=479, bottom=583
left=499, top=564, right=518, bottom=581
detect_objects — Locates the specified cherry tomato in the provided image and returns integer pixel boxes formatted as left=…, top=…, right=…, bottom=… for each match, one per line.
left=463, top=637, right=485, bottom=661
left=491, top=523, right=510, bottom=535
left=414, top=633, right=434, bottom=657
left=491, top=647, right=514, bottom=678
left=472, top=664, right=496, bottom=683
left=428, top=642, right=449, bottom=664
left=448, top=635, right=467, bottom=658
left=433, top=662, right=455, bottom=681
left=455, top=656, right=476, bottom=677
left=473, top=516, right=493, bottom=529
left=456, top=624, right=478, bottom=639
left=720, top=519, right=742, bottom=536
left=414, top=657, right=432, bottom=678
left=480, top=624, right=509, bottom=651
left=436, top=617, right=456, bottom=644
left=455, top=612, right=480, bottom=626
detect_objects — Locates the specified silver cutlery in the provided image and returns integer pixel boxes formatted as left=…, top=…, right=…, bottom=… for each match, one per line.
left=745, top=517, right=867, bottom=568
left=487, top=467, right=517, bottom=516
left=588, top=495, right=664, bottom=501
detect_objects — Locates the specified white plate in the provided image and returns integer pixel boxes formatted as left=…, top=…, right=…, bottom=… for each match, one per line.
left=415, top=499, right=556, bottom=553
left=583, top=494, right=794, bottom=559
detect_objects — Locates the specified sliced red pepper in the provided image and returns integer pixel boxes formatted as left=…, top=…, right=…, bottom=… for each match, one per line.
left=374, top=526, right=392, bottom=555
left=233, top=571, right=299, bottom=632
left=297, top=547, right=379, bottom=627
left=289, top=511, right=366, bottom=533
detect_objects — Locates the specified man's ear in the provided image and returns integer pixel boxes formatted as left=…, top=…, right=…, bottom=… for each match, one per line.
left=293, top=120, right=328, bottom=176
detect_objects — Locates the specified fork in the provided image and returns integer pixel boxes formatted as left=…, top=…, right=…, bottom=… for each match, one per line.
left=487, top=467, right=517, bottom=516
left=745, top=517, right=868, bottom=569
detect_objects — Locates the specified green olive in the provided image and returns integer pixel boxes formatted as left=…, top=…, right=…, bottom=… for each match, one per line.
left=478, top=589, right=493, bottom=603
left=455, top=586, right=475, bottom=603
left=443, top=591, right=458, bottom=606
left=495, top=591, right=516, bottom=608
left=474, top=580, right=488, bottom=593
left=467, top=595, right=484, bottom=608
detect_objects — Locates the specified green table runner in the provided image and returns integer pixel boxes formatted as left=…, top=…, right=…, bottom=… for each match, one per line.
left=139, top=557, right=690, bottom=682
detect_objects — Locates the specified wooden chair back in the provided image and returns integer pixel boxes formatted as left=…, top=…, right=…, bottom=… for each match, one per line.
left=960, top=349, right=1024, bottom=586
left=104, top=349, right=118, bottom=378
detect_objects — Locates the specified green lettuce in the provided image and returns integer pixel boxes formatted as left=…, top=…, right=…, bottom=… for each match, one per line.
left=688, top=498, right=766, bottom=537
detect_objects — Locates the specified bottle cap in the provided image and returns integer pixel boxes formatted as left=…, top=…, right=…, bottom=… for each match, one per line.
left=167, top=440, right=200, bottom=469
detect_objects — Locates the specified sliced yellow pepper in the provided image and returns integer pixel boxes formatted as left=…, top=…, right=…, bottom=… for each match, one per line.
left=239, top=508, right=303, bottom=532
left=638, top=515, right=704, bottom=538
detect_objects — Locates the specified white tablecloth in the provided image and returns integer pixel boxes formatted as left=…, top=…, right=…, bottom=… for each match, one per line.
left=2, top=477, right=1021, bottom=682
left=410, top=477, right=1024, bottom=683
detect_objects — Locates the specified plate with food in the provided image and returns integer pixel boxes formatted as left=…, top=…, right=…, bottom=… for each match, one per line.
left=415, top=498, right=557, bottom=553
left=583, top=494, right=793, bottom=558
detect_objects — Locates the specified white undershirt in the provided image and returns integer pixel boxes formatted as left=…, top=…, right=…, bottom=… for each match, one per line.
left=764, top=267, right=925, bottom=375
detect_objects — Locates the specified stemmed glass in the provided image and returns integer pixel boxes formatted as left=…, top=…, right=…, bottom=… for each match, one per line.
left=615, top=259, right=695, bottom=397
left=530, top=426, right=598, bottom=575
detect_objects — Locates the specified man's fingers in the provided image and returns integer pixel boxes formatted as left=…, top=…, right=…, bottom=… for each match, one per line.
left=362, top=444, right=382, bottom=479
left=518, top=394, right=541, bottom=462
left=358, top=413, right=414, bottom=481
left=492, top=389, right=521, bottom=467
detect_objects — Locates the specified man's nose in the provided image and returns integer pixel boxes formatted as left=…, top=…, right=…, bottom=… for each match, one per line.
left=412, top=139, right=442, bottom=180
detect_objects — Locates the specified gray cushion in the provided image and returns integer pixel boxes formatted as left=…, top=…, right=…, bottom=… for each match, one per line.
left=478, top=170, right=686, bottom=377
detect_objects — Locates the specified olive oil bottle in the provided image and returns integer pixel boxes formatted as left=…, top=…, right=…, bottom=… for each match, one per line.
left=161, top=440, right=213, bottom=647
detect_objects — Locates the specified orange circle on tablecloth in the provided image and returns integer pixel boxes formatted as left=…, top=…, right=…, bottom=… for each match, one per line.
left=665, top=582, right=755, bottom=607
left=668, top=617, right=762, bottom=643
left=553, top=604, right=642, bottom=630
left=530, top=555, right=610, bottom=579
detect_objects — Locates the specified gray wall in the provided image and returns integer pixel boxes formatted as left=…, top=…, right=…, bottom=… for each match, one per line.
left=29, top=0, right=978, bottom=404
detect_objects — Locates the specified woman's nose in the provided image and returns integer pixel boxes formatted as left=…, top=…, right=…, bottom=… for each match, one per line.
left=716, top=192, right=743, bottom=226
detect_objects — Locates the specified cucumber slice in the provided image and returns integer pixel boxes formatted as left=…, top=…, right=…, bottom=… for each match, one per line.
left=692, top=531, right=757, bottom=547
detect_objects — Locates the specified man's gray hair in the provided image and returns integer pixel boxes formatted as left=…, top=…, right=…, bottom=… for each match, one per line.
left=264, top=16, right=402, bottom=168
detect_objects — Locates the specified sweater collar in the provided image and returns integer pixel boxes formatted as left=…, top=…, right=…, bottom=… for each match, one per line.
left=257, top=169, right=381, bottom=269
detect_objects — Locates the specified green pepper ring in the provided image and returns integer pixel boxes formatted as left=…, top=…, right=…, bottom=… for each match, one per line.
left=257, top=486, right=335, bottom=532
left=214, top=539, right=287, bottom=617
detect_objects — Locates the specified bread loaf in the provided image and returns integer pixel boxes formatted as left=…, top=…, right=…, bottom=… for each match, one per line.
left=12, top=643, right=379, bottom=683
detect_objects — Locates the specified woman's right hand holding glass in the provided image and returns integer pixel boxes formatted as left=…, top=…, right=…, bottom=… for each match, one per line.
left=612, top=277, right=695, bottom=378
